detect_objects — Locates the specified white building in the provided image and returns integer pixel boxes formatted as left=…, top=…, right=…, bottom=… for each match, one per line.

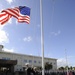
left=0, top=45, right=57, bottom=71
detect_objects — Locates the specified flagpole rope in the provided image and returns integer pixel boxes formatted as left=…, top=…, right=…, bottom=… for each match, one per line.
left=33, top=0, right=41, bottom=57
left=50, top=0, right=55, bottom=31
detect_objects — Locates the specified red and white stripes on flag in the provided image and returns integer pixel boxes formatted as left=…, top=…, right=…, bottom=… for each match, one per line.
left=0, top=7, right=30, bottom=25
left=0, top=12, right=12, bottom=25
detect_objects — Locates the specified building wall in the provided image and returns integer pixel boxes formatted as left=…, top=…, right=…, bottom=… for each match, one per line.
left=0, top=51, right=57, bottom=71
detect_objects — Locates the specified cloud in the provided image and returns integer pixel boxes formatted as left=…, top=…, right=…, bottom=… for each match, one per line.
left=7, top=18, right=12, bottom=24
left=57, top=58, right=67, bottom=68
left=23, top=36, right=32, bottom=42
left=6, top=0, right=13, bottom=4
left=57, top=56, right=75, bottom=68
left=0, top=25, right=5, bottom=30
left=2, top=48, right=14, bottom=52
left=0, top=28, right=9, bottom=44
left=51, top=30, right=61, bottom=36
left=15, top=20, right=18, bottom=25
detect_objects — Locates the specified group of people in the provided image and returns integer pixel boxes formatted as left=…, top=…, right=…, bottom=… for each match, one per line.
left=25, top=63, right=39, bottom=75
left=25, top=64, right=75, bottom=75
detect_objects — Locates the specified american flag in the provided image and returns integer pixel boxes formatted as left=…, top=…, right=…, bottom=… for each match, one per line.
left=0, top=6, right=30, bottom=25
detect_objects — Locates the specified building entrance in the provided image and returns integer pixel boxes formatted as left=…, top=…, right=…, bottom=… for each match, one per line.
left=0, top=59, right=17, bottom=72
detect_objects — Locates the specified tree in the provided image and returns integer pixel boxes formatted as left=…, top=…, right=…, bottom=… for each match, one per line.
left=45, top=62, right=53, bottom=70
left=73, top=67, right=75, bottom=70
left=64, top=66, right=69, bottom=70
left=58, top=67, right=64, bottom=70
left=69, top=66, right=73, bottom=70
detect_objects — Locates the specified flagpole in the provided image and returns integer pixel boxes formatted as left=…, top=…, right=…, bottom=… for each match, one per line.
left=40, top=0, right=44, bottom=75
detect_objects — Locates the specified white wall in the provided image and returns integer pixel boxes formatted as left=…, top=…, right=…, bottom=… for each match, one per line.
left=0, top=52, right=57, bottom=71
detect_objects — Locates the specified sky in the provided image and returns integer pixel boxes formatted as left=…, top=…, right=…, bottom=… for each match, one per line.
left=0, top=0, right=75, bottom=68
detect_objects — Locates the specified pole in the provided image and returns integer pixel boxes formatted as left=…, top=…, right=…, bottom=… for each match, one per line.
left=40, top=0, right=44, bottom=75
left=65, top=49, right=69, bottom=75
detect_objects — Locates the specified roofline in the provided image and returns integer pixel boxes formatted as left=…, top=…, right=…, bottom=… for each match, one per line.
left=0, top=51, right=57, bottom=60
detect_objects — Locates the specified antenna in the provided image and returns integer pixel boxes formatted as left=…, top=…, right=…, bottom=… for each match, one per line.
left=65, top=49, right=69, bottom=75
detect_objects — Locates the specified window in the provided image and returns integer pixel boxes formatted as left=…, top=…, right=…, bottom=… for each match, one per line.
left=7, top=58, right=10, bottom=60
left=2, top=57, right=6, bottom=60
left=34, top=60, right=36, bottom=63
left=2, top=57, right=10, bottom=60
left=29, top=60, right=32, bottom=63
left=24, top=60, right=27, bottom=62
